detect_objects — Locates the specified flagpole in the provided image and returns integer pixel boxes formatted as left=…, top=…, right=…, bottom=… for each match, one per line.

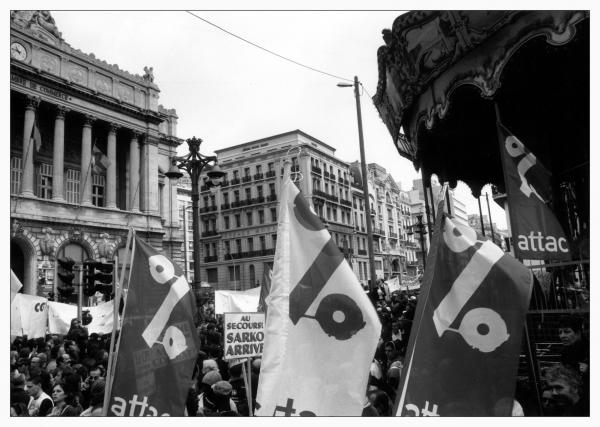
left=477, top=196, right=486, bottom=236
left=485, top=192, right=496, bottom=243
left=494, top=101, right=544, bottom=415
left=102, top=228, right=135, bottom=416
left=421, top=169, right=433, bottom=241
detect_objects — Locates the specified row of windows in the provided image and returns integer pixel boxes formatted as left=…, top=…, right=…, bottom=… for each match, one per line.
left=227, top=162, right=276, bottom=181
left=11, top=158, right=106, bottom=207
left=223, top=207, right=277, bottom=229
left=221, top=234, right=277, bottom=255
left=310, top=157, right=349, bottom=181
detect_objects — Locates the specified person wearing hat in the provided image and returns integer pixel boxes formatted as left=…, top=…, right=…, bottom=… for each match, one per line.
left=197, top=380, right=238, bottom=416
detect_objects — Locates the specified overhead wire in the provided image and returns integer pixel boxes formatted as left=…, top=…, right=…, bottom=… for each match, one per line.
left=185, top=11, right=354, bottom=83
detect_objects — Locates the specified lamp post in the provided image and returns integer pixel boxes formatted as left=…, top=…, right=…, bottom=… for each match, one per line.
left=338, top=76, right=377, bottom=291
left=165, top=137, right=225, bottom=300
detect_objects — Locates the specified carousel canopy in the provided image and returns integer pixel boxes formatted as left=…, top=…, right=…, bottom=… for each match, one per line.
left=373, top=11, right=589, bottom=197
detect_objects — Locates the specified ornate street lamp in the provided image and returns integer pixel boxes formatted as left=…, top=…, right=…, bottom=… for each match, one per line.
left=165, top=137, right=225, bottom=298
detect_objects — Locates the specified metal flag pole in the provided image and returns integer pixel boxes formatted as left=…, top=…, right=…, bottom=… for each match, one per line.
left=494, top=101, right=543, bottom=415
left=477, top=196, right=486, bottom=236
left=102, top=228, right=135, bottom=416
left=486, top=192, right=496, bottom=243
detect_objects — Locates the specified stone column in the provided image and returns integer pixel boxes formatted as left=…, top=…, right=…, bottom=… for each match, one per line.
left=129, top=131, right=140, bottom=212
left=146, top=139, right=159, bottom=214
left=106, top=123, right=119, bottom=209
left=52, top=105, right=69, bottom=202
left=20, top=96, right=40, bottom=197
left=80, top=115, right=95, bottom=206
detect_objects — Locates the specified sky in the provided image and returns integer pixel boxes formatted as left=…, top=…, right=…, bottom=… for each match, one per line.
left=39, top=8, right=516, bottom=227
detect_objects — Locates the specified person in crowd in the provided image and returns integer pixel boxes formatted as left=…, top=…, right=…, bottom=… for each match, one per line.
left=541, top=386, right=560, bottom=416
left=47, top=381, right=82, bottom=416
left=197, top=380, right=238, bottom=416
left=26, top=375, right=53, bottom=416
left=199, top=370, right=222, bottom=397
left=80, top=379, right=105, bottom=416
left=361, top=395, right=379, bottom=416
left=543, top=364, right=588, bottom=416
left=11, top=374, right=29, bottom=407
left=557, top=315, right=589, bottom=373
left=11, top=402, right=29, bottom=416
left=228, top=362, right=254, bottom=416
left=368, top=389, right=393, bottom=416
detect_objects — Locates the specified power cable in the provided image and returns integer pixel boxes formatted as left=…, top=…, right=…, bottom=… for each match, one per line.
left=185, top=11, right=353, bottom=83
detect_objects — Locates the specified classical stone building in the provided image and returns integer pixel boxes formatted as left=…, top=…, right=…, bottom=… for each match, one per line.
left=10, top=11, right=183, bottom=300
left=184, top=130, right=424, bottom=290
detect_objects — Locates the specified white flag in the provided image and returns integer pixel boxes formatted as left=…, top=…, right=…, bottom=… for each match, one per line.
left=48, top=301, right=114, bottom=335
left=11, top=294, right=48, bottom=338
left=255, top=179, right=381, bottom=416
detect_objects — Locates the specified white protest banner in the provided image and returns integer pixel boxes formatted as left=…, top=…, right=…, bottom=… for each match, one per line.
left=223, top=312, right=265, bottom=360
left=215, top=287, right=260, bottom=314
left=11, top=294, right=48, bottom=338
left=386, top=276, right=401, bottom=293
left=48, top=301, right=114, bottom=335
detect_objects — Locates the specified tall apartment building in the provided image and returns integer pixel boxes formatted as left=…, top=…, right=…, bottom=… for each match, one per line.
left=183, top=130, right=424, bottom=290
left=412, top=178, right=469, bottom=227
left=10, top=11, right=184, bottom=298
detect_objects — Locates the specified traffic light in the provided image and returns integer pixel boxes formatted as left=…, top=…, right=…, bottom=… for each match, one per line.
left=56, top=257, right=76, bottom=299
left=83, top=260, right=114, bottom=299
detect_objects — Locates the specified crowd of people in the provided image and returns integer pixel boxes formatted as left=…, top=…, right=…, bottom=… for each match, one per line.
left=10, top=279, right=589, bottom=417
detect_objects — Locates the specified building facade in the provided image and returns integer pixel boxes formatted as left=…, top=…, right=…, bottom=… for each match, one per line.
left=184, top=130, right=424, bottom=290
left=10, top=11, right=184, bottom=299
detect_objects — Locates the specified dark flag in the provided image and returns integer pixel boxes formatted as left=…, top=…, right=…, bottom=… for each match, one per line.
left=394, top=206, right=532, bottom=416
left=257, top=264, right=272, bottom=314
left=107, top=236, right=200, bottom=416
left=497, top=123, right=571, bottom=260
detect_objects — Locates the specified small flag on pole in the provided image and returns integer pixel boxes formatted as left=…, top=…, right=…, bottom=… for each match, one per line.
left=92, top=142, right=110, bottom=174
left=106, top=236, right=199, bottom=416
left=255, top=178, right=381, bottom=416
left=31, top=113, right=42, bottom=152
left=394, top=202, right=533, bottom=416
left=497, top=122, right=571, bottom=260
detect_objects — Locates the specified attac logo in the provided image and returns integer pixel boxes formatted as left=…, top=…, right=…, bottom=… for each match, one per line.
left=141, top=255, right=189, bottom=360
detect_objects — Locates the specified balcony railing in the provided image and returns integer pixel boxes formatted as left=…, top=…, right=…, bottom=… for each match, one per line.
left=225, top=248, right=276, bottom=260
left=373, top=228, right=385, bottom=236
left=220, top=180, right=230, bottom=188
left=254, top=173, right=264, bottom=180
left=389, top=232, right=399, bottom=239
left=266, top=170, right=276, bottom=178
left=200, top=205, right=217, bottom=213
left=291, top=165, right=300, bottom=172
left=204, top=255, right=218, bottom=263
left=340, top=199, right=352, bottom=207
left=201, top=230, right=220, bottom=238
left=242, top=176, right=252, bottom=183
left=311, top=166, right=322, bottom=174
left=230, top=178, right=241, bottom=185
left=313, top=189, right=339, bottom=203
left=221, top=203, right=230, bottom=210
left=358, top=249, right=367, bottom=255
left=323, top=171, right=330, bottom=178
left=266, top=194, right=277, bottom=202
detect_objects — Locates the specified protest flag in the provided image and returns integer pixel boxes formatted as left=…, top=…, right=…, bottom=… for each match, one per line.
left=255, top=176, right=381, bottom=416
left=394, top=201, right=533, bottom=416
left=105, top=235, right=200, bottom=416
left=257, top=264, right=272, bottom=314
left=497, top=121, right=571, bottom=260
